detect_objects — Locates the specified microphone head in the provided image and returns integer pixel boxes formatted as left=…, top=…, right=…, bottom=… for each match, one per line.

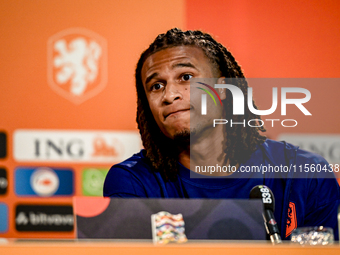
left=249, top=185, right=275, bottom=212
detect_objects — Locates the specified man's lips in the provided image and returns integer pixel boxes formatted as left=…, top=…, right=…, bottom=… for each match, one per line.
left=164, top=108, right=190, bottom=119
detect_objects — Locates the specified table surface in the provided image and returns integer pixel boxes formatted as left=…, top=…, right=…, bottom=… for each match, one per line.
left=1, top=239, right=340, bottom=255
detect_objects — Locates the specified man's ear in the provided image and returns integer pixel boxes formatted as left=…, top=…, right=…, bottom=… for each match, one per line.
left=217, top=77, right=227, bottom=100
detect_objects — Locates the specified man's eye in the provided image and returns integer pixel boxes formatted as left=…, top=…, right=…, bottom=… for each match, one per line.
left=151, top=83, right=164, bottom=91
left=182, top=74, right=193, bottom=81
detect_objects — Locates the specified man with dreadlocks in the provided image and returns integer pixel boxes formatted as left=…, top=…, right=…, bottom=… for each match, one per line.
left=104, top=28, right=340, bottom=240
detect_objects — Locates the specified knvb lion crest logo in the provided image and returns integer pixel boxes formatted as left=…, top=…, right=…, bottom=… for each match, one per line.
left=47, top=28, right=108, bottom=104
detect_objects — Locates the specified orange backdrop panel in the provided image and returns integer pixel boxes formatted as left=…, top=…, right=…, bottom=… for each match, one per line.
left=186, top=0, right=340, bottom=78
left=0, top=0, right=185, bottom=238
left=185, top=0, right=340, bottom=138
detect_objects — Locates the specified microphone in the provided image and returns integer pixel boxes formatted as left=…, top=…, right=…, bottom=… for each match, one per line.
left=249, top=185, right=282, bottom=244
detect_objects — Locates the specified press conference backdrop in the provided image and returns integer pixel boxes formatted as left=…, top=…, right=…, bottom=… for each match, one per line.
left=0, top=0, right=339, bottom=238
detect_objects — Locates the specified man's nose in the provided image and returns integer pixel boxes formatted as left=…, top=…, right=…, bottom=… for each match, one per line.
left=162, top=81, right=183, bottom=104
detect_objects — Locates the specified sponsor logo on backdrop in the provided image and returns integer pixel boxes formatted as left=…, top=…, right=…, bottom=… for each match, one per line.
left=0, top=203, right=8, bottom=233
left=82, top=168, right=109, bottom=196
left=0, top=132, right=7, bottom=159
left=14, top=130, right=141, bottom=163
left=277, top=134, right=340, bottom=164
left=92, top=137, right=119, bottom=157
left=15, top=204, right=73, bottom=232
left=15, top=167, right=74, bottom=197
left=30, top=168, right=59, bottom=196
left=0, top=168, right=8, bottom=195
left=47, top=28, right=107, bottom=104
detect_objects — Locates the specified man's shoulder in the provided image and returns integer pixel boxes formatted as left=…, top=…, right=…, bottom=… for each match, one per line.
left=259, top=139, right=334, bottom=180
left=103, top=149, right=161, bottom=197
left=107, top=149, right=155, bottom=178
left=261, top=139, right=327, bottom=164
left=114, top=149, right=149, bottom=168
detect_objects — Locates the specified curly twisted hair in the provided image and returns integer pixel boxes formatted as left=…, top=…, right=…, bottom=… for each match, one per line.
left=135, top=28, right=266, bottom=180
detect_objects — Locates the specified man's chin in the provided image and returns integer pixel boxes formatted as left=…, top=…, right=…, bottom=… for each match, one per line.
left=173, top=129, right=191, bottom=144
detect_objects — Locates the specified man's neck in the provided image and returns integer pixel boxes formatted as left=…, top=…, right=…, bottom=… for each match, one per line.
left=178, top=124, right=233, bottom=176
